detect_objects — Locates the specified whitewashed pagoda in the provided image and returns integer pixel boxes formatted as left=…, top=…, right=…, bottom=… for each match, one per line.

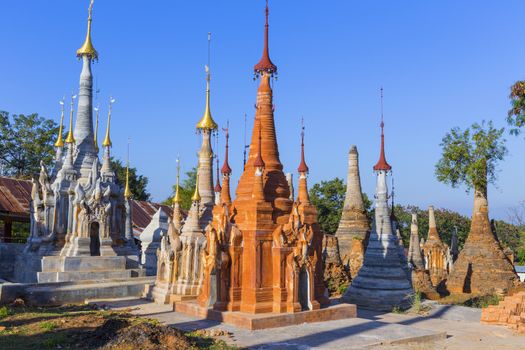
left=16, top=0, right=139, bottom=283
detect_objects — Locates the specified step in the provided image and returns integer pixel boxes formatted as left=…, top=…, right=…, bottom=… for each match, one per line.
left=23, top=277, right=156, bottom=306
left=37, top=269, right=133, bottom=283
left=42, top=256, right=126, bottom=272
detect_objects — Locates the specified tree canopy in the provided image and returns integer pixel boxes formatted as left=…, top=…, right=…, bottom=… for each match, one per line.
left=435, top=121, right=507, bottom=194
left=110, top=158, right=151, bottom=201
left=507, top=81, right=525, bottom=137
left=0, top=111, right=59, bottom=179
left=163, top=167, right=197, bottom=211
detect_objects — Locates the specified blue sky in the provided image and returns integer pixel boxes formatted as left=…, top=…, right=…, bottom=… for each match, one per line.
left=1, top=1, right=524, bottom=220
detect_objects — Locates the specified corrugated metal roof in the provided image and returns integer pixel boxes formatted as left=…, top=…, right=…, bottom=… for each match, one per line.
left=0, top=176, right=174, bottom=236
left=131, top=200, right=173, bottom=238
left=515, top=265, right=525, bottom=273
left=0, top=176, right=32, bottom=215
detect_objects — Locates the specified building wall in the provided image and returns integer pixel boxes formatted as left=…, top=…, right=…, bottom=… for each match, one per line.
left=0, top=243, right=25, bottom=281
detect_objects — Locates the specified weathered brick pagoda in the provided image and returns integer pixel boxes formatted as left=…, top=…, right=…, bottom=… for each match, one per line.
left=408, top=213, right=440, bottom=300
left=422, top=206, right=450, bottom=288
left=335, top=145, right=370, bottom=278
left=175, top=2, right=355, bottom=329
left=447, top=198, right=519, bottom=295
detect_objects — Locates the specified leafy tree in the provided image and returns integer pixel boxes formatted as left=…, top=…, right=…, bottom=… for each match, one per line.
left=163, top=167, right=197, bottom=211
left=435, top=121, right=507, bottom=212
left=110, top=158, right=151, bottom=201
left=507, top=81, right=525, bottom=137
left=309, top=178, right=346, bottom=234
left=0, top=111, right=59, bottom=178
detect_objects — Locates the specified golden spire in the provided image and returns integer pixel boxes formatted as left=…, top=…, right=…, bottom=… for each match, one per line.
left=124, top=163, right=132, bottom=198
left=76, top=0, right=98, bottom=60
left=94, top=104, right=99, bottom=152
left=102, top=97, right=115, bottom=147
left=196, top=33, right=218, bottom=130
left=65, top=95, right=77, bottom=144
left=54, top=99, right=65, bottom=148
left=191, top=171, right=201, bottom=202
left=173, top=157, right=182, bottom=204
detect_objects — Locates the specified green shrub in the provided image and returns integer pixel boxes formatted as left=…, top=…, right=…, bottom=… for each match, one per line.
left=0, top=306, right=9, bottom=319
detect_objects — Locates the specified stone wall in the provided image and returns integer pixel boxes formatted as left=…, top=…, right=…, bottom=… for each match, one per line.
left=0, top=243, right=25, bottom=281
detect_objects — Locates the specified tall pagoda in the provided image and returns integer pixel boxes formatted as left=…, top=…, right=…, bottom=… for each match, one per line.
left=196, top=1, right=328, bottom=314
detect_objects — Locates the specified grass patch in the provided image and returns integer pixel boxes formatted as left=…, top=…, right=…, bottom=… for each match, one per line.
left=440, top=293, right=503, bottom=308
left=40, top=321, right=57, bottom=331
left=0, top=306, right=9, bottom=319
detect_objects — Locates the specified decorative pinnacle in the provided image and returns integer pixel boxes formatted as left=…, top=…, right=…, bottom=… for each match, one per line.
left=192, top=171, right=201, bottom=202
left=297, top=117, right=309, bottom=174
left=254, top=0, right=277, bottom=77
left=253, top=119, right=265, bottom=169
left=221, top=121, right=232, bottom=174
left=102, top=97, right=115, bottom=147
left=373, top=87, right=392, bottom=171
left=65, top=94, right=77, bottom=144
left=55, top=99, right=65, bottom=148
left=196, top=33, right=218, bottom=130
left=173, top=157, right=181, bottom=204
left=94, top=104, right=99, bottom=152
left=76, top=0, right=98, bottom=60
left=124, top=164, right=132, bottom=198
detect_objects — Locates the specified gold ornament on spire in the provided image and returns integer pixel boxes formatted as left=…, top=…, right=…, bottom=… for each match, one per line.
left=94, top=104, right=99, bottom=152
left=191, top=172, right=201, bottom=202
left=102, top=97, right=115, bottom=147
left=77, top=0, right=98, bottom=60
left=65, top=95, right=77, bottom=144
left=54, top=99, right=65, bottom=148
left=124, top=163, right=132, bottom=198
left=173, top=157, right=182, bottom=204
left=196, top=33, right=218, bottom=130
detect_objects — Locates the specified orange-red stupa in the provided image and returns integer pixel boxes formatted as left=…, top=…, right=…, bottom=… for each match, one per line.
left=196, top=1, right=328, bottom=314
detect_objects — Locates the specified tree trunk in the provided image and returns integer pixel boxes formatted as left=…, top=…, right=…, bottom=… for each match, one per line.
left=473, top=184, right=488, bottom=215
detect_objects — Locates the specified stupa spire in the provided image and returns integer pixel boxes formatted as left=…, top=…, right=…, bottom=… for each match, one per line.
left=76, top=0, right=98, bottom=60
left=196, top=33, right=218, bottom=131
left=192, top=172, right=202, bottom=202
left=173, top=157, right=182, bottom=204
left=297, top=119, right=310, bottom=205
left=102, top=97, right=114, bottom=148
left=220, top=124, right=232, bottom=205
left=73, top=0, right=98, bottom=177
left=55, top=99, right=65, bottom=148
left=373, top=87, right=392, bottom=172
left=235, top=2, right=289, bottom=204
left=65, top=94, right=77, bottom=144
left=252, top=121, right=265, bottom=201
left=93, top=104, right=99, bottom=153
left=254, top=0, right=277, bottom=77
left=124, top=163, right=131, bottom=199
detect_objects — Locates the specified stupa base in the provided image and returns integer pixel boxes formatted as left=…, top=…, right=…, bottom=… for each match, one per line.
left=173, top=301, right=356, bottom=330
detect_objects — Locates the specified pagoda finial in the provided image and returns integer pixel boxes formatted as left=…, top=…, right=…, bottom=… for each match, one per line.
left=102, top=97, right=115, bottom=148
left=297, top=117, right=309, bottom=174
left=196, top=33, right=218, bottom=130
left=221, top=121, right=232, bottom=174
left=192, top=171, right=202, bottom=202
left=124, top=165, right=131, bottom=199
left=214, top=130, right=222, bottom=193
left=254, top=0, right=277, bottom=77
left=173, top=157, right=182, bottom=204
left=65, top=94, right=77, bottom=144
left=94, top=104, right=100, bottom=152
left=373, top=87, right=392, bottom=171
left=55, top=98, right=65, bottom=148
left=124, top=139, right=132, bottom=198
left=253, top=119, right=265, bottom=169
left=76, top=0, right=98, bottom=60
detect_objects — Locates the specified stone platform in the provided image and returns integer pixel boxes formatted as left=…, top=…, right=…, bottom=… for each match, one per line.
left=173, top=301, right=357, bottom=330
left=0, top=276, right=155, bottom=306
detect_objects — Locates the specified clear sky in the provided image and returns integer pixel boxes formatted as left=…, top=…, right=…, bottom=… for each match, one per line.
left=1, top=1, right=524, bottom=220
